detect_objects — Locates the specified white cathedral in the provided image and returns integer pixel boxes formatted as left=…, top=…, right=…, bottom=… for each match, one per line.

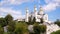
left=17, top=5, right=60, bottom=34
left=25, top=5, right=49, bottom=23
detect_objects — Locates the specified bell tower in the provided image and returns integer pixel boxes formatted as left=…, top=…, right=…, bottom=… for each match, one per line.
left=34, top=5, right=37, bottom=22
left=25, top=7, right=29, bottom=22
left=34, top=5, right=37, bottom=16
left=39, top=5, right=44, bottom=15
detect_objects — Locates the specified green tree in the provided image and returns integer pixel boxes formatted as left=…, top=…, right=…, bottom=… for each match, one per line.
left=7, top=21, right=16, bottom=34
left=33, top=23, right=46, bottom=34
left=39, top=25, right=46, bottom=34
left=5, top=14, right=15, bottom=34
left=5, top=14, right=13, bottom=25
left=33, top=23, right=40, bottom=34
left=14, top=22, right=29, bottom=34
left=55, top=19, right=60, bottom=27
left=0, top=26, right=4, bottom=34
left=0, top=18, right=7, bottom=27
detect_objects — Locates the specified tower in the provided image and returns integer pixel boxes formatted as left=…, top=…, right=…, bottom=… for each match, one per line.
left=25, top=7, right=29, bottom=22
left=39, top=5, right=44, bottom=15
left=34, top=5, right=37, bottom=22
left=34, top=5, right=37, bottom=16
left=34, top=5, right=37, bottom=12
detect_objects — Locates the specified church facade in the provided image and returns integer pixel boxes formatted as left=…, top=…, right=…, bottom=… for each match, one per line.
left=25, top=5, right=48, bottom=23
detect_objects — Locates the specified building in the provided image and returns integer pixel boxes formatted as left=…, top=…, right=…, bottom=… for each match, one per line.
left=25, top=5, right=48, bottom=23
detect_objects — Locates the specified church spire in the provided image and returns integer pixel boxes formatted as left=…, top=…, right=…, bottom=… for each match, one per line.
left=34, top=5, right=37, bottom=12
left=34, top=5, right=37, bottom=22
left=39, top=5, right=44, bottom=15
left=34, top=5, right=37, bottom=15
left=40, top=5, right=43, bottom=11
left=26, top=7, right=29, bottom=13
left=25, top=7, right=29, bottom=22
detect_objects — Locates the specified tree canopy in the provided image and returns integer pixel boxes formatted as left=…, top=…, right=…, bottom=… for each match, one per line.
left=14, top=22, right=29, bottom=34
left=5, top=14, right=13, bottom=25
left=0, top=18, right=7, bottom=27
left=33, top=23, right=46, bottom=34
left=54, top=19, right=60, bottom=27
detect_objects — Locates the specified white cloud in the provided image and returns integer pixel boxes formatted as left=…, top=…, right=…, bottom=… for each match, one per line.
left=0, top=7, right=21, bottom=15
left=43, top=3, right=59, bottom=11
left=45, top=0, right=60, bottom=4
left=12, top=14, right=25, bottom=20
left=43, top=0, right=60, bottom=12
left=0, top=7, right=25, bottom=20
left=0, top=0, right=34, bottom=6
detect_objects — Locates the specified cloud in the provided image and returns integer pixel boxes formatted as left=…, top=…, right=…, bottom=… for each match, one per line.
left=0, top=0, right=34, bottom=6
left=43, top=0, right=60, bottom=12
left=43, top=3, right=59, bottom=11
left=0, top=7, right=25, bottom=19
left=0, top=7, right=21, bottom=15
left=45, top=0, right=60, bottom=4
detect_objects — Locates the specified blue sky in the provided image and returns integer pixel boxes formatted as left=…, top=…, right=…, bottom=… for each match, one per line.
left=0, top=0, right=60, bottom=22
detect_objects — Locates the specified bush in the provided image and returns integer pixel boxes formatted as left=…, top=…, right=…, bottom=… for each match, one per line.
left=55, top=19, right=60, bottom=27
left=33, top=23, right=46, bottom=34
left=14, top=22, right=29, bottom=34
left=0, top=26, right=4, bottom=34
left=7, top=21, right=15, bottom=34
left=0, top=18, right=7, bottom=27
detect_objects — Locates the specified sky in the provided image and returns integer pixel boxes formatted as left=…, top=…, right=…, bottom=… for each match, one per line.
left=0, top=0, right=60, bottom=22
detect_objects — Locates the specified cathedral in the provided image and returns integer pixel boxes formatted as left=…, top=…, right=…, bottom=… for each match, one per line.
left=25, top=5, right=48, bottom=23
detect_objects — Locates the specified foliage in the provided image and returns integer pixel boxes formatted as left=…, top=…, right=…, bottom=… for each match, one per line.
left=4, top=14, right=15, bottom=34
left=55, top=19, right=60, bottom=27
left=33, top=23, right=46, bottom=34
left=0, top=26, right=4, bottom=34
left=4, top=32, right=8, bottom=34
left=0, top=18, right=7, bottom=27
left=5, top=14, right=13, bottom=25
left=14, top=22, right=29, bottom=34
left=7, top=21, right=15, bottom=33
left=39, top=25, right=46, bottom=33
left=33, top=23, right=40, bottom=34
left=51, top=30, right=60, bottom=34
